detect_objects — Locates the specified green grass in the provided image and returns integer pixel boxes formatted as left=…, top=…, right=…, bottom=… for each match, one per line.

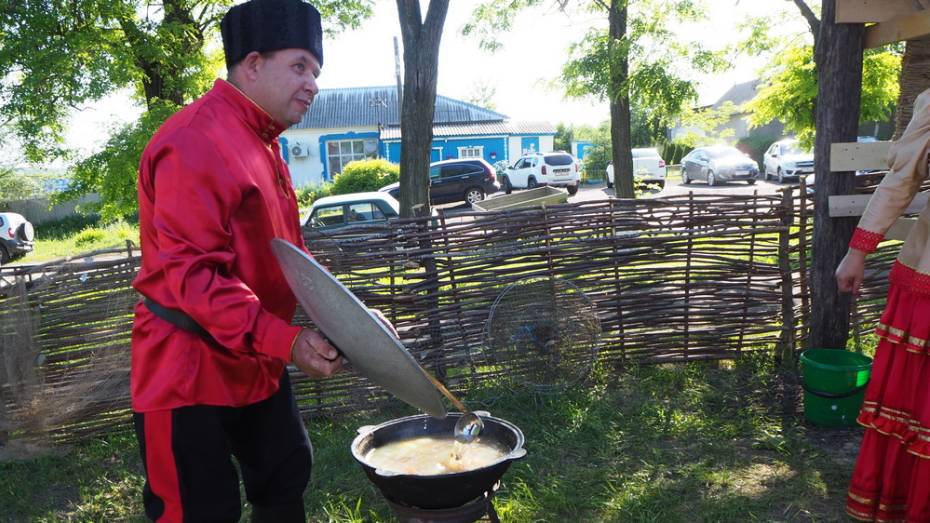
left=14, top=215, right=140, bottom=264
left=0, top=355, right=861, bottom=522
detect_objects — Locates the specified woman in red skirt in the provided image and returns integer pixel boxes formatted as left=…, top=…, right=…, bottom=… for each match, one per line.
left=836, top=89, right=930, bottom=522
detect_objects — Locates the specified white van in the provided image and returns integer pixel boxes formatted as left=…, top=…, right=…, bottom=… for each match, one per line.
left=606, top=148, right=668, bottom=188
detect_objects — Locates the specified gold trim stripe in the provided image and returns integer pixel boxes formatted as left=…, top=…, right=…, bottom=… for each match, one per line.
left=846, top=506, right=875, bottom=521
left=878, top=502, right=907, bottom=511
left=848, top=491, right=875, bottom=505
left=877, top=322, right=928, bottom=348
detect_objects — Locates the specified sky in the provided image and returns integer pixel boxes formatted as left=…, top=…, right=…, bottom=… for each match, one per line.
left=60, top=0, right=811, bottom=158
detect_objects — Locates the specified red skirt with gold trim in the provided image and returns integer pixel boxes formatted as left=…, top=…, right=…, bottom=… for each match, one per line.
left=846, top=263, right=930, bottom=522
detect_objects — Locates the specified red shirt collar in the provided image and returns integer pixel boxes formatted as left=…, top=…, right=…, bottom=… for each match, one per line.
left=212, top=79, right=287, bottom=144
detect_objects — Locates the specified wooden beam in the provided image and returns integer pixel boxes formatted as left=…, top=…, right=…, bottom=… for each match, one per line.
left=828, top=192, right=929, bottom=217
left=836, top=0, right=926, bottom=23
left=830, top=141, right=892, bottom=171
left=864, top=9, right=930, bottom=48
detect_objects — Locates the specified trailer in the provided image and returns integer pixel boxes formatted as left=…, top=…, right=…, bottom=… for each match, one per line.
left=471, top=186, right=568, bottom=212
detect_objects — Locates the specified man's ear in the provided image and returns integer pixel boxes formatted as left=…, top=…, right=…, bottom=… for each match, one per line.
left=238, top=51, right=264, bottom=81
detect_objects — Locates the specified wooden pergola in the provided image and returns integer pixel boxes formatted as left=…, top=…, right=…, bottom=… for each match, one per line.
left=809, top=0, right=929, bottom=349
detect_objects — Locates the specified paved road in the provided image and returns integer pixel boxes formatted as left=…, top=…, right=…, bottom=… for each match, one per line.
left=569, top=177, right=793, bottom=203
left=437, top=176, right=797, bottom=215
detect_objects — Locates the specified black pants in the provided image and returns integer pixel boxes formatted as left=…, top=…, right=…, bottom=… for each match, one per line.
left=133, top=372, right=312, bottom=523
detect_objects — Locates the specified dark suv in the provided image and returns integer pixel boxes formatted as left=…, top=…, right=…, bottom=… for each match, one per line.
left=379, top=158, right=500, bottom=205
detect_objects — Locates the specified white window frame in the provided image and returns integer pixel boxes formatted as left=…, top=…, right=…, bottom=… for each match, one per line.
left=326, top=138, right=376, bottom=176
left=457, top=146, right=484, bottom=159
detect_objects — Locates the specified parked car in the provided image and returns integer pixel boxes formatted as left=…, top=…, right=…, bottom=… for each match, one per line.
left=380, top=158, right=500, bottom=205
left=763, top=139, right=814, bottom=183
left=605, top=147, right=669, bottom=189
left=681, top=146, right=759, bottom=186
left=0, top=212, right=35, bottom=263
left=303, top=192, right=400, bottom=231
left=502, top=152, right=580, bottom=195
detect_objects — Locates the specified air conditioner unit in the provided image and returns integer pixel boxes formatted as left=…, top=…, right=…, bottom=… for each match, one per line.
left=290, top=143, right=309, bottom=158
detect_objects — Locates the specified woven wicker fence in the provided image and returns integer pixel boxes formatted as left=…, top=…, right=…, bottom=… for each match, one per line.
left=788, top=174, right=929, bottom=351
left=1, top=194, right=793, bottom=444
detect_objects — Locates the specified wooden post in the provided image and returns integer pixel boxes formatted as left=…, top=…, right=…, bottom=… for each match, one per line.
left=684, top=192, right=694, bottom=360
left=778, top=189, right=797, bottom=367
left=737, top=190, right=759, bottom=356
left=798, top=176, right=811, bottom=350
left=810, top=0, right=864, bottom=349
left=609, top=199, right=626, bottom=368
left=417, top=211, right=445, bottom=379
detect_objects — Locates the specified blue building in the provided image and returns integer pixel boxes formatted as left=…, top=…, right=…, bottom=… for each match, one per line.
left=281, top=86, right=556, bottom=187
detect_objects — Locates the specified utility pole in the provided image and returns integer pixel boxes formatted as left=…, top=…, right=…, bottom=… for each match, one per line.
left=393, top=36, right=403, bottom=126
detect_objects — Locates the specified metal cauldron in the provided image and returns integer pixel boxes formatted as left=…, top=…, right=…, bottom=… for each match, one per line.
left=350, top=412, right=526, bottom=510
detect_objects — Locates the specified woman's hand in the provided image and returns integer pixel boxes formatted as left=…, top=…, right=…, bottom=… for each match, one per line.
left=291, top=328, right=342, bottom=379
left=835, top=248, right=867, bottom=295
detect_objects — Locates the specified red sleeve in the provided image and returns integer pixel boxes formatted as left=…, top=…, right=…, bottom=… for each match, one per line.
left=151, top=129, right=299, bottom=362
left=849, top=227, right=884, bottom=253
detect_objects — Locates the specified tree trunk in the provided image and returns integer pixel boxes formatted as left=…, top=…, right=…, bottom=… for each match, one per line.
left=608, top=0, right=634, bottom=199
left=396, top=0, right=449, bottom=218
left=809, top=0, right=863, bottom=349
left=893, top=35, right=930, bottom=140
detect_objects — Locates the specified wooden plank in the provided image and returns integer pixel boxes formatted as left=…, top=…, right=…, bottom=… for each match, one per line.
left=836, top=0, right=926, bottom=23
left=887, top=217, right=917, bottom=241
left=864, top=9, right=930, bottom=48
left=828, top=192, right=929, bottom=217
left=830, top=141, right=892, bottom=171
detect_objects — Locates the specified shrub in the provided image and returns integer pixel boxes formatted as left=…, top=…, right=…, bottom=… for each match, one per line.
left=661, top=141, right=693, bottom=166
left=111, top=221, right=137, bottom=242
left=295, top=184, right=333, bottom=208
left=582, top=144, right=610, bottom=180
left=73, top=227, right=106, bottom=246
left=736, top=134, right=778, bottom=165
left=330, top=159, right=400, bottom=195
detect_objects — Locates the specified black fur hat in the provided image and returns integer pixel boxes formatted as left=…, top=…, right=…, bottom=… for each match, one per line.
left=221, top=0, right=323, bottom=69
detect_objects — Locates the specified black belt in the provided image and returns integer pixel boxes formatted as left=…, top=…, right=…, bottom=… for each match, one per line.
left=143, top=297, right=217, bottom=345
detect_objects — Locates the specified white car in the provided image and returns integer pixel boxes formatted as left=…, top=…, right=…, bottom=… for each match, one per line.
left=502, top=152, right=580, bottom=195
left=303, top=192, right=400, bottom=230
left=606, top=147, right=668, bottom=188
left=0, top=212, right=34, bottom=263
left=763, top=139, right=814, bottom=183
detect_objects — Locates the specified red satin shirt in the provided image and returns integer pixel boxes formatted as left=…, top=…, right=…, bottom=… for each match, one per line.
left=131, top=79, right=305, bottom=412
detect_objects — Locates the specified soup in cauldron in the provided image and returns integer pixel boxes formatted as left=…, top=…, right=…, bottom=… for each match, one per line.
left=364, top=436, right=509, bottom=475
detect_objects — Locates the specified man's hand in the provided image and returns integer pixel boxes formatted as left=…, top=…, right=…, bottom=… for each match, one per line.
left=291, top=328, right=342, bottom=379
left=836, top=248, right=867, bottom=295
left=369, top=308, right=398, bottom=337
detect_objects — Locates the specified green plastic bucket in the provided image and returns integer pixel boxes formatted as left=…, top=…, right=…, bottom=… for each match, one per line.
left=799, top=349, right=872, bottom=426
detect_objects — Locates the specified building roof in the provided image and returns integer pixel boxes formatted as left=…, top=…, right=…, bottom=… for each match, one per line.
left=293, top=86, right=509, bottom=129
left=379, top=120, right=556, bottom=140
left=712, top=79, right=760, bottom=108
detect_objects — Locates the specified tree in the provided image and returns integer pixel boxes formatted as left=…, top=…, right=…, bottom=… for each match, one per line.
left=466, top=0, right=724, bottom=198
left=554, top=122, right=575, bottom=153
left=771, top=0, right=863, bottom=350
left=810, top=0, right=864, bottom=350
left=746, top=44, right=899, bottom=149
left=395, top=0, right=449, bottom=218
left=464, top=80, right=498, bottom=111
left=0, top=0, right=373, bottom=219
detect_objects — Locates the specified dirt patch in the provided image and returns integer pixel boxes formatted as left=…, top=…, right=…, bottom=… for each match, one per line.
left=803, top=424, right=863, bottom=469
left=0, top=439, right=65, bottom=462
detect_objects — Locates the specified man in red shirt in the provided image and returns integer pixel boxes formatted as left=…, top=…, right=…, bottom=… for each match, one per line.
left=131, top=1, right=345, bottom=521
